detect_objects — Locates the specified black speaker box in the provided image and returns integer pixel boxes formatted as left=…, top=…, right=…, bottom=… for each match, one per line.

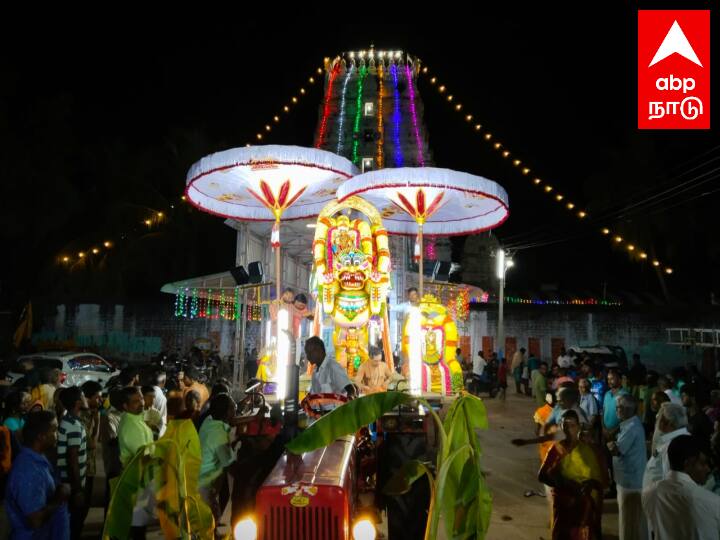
left=432, top=261, right=452, bottom=281
left=248, top=261, right=263, bottom=284
left=230, top=266, right=250, bottom=285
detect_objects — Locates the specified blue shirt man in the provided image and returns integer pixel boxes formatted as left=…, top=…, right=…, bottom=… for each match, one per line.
left=613, top=415, right=647, bottom=489
left=608, top=394, right=649, bottom=540
left=5, top=412, right=69, bottom=540
left=602, top=370, right=628, bottom=431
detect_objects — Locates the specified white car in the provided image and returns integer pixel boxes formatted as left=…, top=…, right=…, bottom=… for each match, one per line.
left=567, top=345, right=628, bottom=370
left=7, top=352, right=120, bottom=388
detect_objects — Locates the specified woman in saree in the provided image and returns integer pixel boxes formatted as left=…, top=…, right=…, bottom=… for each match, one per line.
left=539, top=409, right=608, bottom=540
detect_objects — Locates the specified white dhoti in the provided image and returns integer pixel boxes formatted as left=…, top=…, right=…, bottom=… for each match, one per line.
left=132, top=484, right=156, bottom=527
left=617, top=485, right=648, bottom=540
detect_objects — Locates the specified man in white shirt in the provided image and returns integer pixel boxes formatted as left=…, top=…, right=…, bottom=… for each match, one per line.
left=151, top=370, right=168, bottom=437
left=468, top=351, right=488, bottom=395
left=643, top=434, right=720, bottom=539
left=306, top=336, right=356, bottom=397
left=391, top=288, right=420, bottom=374
left=658, top=376, right=682, bottom=405
left=643, top=402, right=689, bottom=488
left=472, top=351, right=487, bottom=379
left=556, top=347, right=572, bottom=369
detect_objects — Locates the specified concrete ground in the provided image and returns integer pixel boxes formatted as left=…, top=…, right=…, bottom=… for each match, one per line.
left=482, top=391, right=619, bottom=540
left=83, top=391, right=620, bottom=539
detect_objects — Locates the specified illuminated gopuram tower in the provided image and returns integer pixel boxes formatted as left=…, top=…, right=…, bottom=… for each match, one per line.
left=313, top=47, right=433, bottom=171
left=313, top=47, right=436, bottom=342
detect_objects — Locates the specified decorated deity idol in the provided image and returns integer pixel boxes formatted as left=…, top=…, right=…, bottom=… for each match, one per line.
left=313, top=197, right=391, bottom=377
left=402, top=293, right=463, bottom=394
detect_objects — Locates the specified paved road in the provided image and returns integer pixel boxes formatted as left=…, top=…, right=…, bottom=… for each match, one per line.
left=482, top=391, right=619, bottom=540
left=84, top=391, right=620, bottom=539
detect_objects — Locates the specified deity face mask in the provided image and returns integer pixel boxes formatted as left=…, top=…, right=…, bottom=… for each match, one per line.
left=311, top=197, right=392, bottom=378
left=335, top=249, right=370, bottom=291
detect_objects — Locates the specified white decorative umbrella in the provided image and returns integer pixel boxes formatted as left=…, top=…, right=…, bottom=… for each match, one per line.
left=337, top=166, right=509, bottom=295
left=186, top=145, right=358, bottom=302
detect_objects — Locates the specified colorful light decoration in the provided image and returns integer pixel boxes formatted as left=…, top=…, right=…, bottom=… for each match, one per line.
left=425, top=237, right=437, bottom=260
left=190, top=289, right=199, bottom=318
left=390, top=64, right=403, bottom=167
left=218, top=289, right=226, bottom=319
left=351, top=65, right=368, bottom=165
left=376, top=64, right=385, bottom=169
left=470, top=292, right=490, bottom=304
left=455, top=287, right=470, bottom=321
left=316, top=63, right=340, bottom=149
left=173, top=288, right=242, bottom=320
left=494, top=296, right=622, bottom=306
left=336, top=66, right=354, bottom=155
left=405, top=64, right=425, bottom=167
left=419, top=66, right=672, bottom=274
left=235, top=287, right=240, bottom=321
left=174, top=288, right=187, bottom=318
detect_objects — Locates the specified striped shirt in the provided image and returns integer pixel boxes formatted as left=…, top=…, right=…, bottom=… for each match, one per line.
left=57, top=414, right=87, bottom=488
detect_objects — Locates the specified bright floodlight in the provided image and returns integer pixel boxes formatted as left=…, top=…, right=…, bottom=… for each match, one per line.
left=496, top=249, right=506, bottom=279
left=234, top=517, right=257, bottom=540
left=407, top=306, right=422, bottom=396
left=352, top=518, right=377, bottom=540
left=276, top=308, right=290, bottom=400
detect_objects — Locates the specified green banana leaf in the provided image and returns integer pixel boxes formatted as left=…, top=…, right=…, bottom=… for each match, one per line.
left=428, top=444, right=473, bottom=540
left=389, top=394, right=491, bottom=540
left=286, top=391, right=492, bottom=540
left=441, top=395, right=492, bottom=539
left=102, top=444, right=150, bottom=540
left=103, top=419, right=214, bottom=540
left=155, top=419, right=214, bottom=539
left=383, top=459, right=434, bottom=496
left=286, top=391, right=444, bottom=454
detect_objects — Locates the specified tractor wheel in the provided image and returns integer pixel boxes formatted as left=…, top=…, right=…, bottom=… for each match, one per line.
left=378, top=433, right=432, bottom=540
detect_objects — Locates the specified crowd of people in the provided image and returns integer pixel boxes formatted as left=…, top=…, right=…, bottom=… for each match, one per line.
left=509, top=348, right=720, bottom=539
left=0, top=363, right=250, bottom=540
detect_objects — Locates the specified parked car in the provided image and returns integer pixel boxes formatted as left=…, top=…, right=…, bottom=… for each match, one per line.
left=567, top=345, right=628, bottom=371
left=6, top=351, right=120, bottom=388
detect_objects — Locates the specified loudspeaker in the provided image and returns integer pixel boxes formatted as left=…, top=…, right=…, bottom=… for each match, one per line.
left=432, top=261, right=452, bottom=282
left=248, top=261, right=263, bottom=284
left=230, top=265, right=250, bottom=285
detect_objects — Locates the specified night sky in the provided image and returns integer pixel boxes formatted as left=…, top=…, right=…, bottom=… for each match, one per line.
left=1, top=5, right=718, bottom=312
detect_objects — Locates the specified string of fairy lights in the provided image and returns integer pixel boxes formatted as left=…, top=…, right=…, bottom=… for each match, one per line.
left=504, top=296, right=622, bottom=307
left=351, top=66, right=369, bottom=165
left=59, top=61, right=329, bottom=267
left=173, top=288, right=267, bottom=321
left=59, top=57, right=669, bottom=286
left=247, top=62, right=327, bottom=147
left=57, top=206, right=185, bottom=266
left=376, top=64, right=385, bottom=169
left=417, top=66, right=674, bottom=277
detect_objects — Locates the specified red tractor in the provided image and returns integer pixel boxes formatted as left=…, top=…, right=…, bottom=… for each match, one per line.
left=232, top=384, right=440, bottom=540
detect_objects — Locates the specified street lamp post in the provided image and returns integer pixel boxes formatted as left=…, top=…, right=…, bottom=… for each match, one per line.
left=496, top=249, right=514, bottom=359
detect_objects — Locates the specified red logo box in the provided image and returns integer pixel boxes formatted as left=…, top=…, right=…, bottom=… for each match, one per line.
left=638, top=10, right=710, bottom=129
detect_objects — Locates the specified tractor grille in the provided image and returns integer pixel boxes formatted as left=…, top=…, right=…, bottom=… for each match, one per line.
left=262, top=505, right=340, bottom=540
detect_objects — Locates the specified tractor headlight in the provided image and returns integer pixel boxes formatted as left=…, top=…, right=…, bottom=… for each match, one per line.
left=234, top=516, right=257, bottom=540
left=352, top=518, right=377, bottom=540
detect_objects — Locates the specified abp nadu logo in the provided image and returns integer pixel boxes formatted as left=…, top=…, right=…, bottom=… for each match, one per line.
left=638, top=10, right=710, bottom=130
